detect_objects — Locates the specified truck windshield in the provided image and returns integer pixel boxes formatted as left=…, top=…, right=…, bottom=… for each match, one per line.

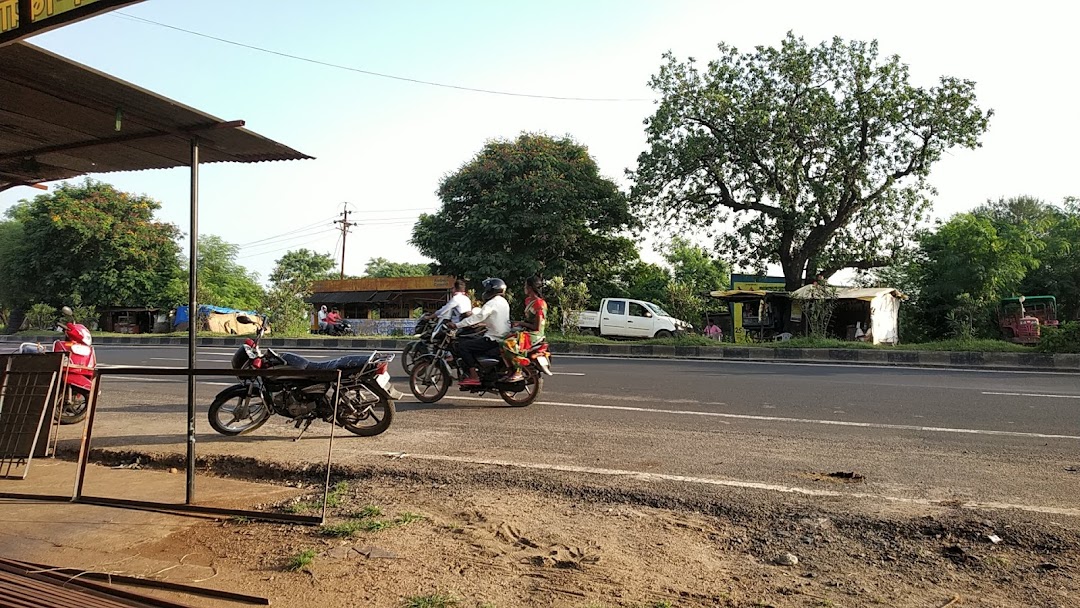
left=644, top=302, right=671, bottom=317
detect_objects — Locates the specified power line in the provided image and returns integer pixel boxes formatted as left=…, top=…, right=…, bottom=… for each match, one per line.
left=236, top=234, right=338, bottom=260
left=236, top=215, right=338, bottom=247
left=237, top=228, right=339, bottom=255
left=333, top=208, right=358, bottom=279
left=111, top=12, right=651, bottom=103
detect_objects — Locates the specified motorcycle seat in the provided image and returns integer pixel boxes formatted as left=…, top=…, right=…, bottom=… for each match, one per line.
left=477, top=358, right=502, bottom=368
left=281, top=352, right=374, bottom=372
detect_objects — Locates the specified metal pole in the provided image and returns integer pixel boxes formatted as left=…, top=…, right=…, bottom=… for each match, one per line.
left=187, top=138, right=199, bottom=505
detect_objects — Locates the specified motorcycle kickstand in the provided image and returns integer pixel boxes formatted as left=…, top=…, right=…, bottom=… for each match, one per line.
left=293, top=418, right=313, bottom=442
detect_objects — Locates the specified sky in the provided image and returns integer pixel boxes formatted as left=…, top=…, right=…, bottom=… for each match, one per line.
left=2, top=0, right=1078, bottom=285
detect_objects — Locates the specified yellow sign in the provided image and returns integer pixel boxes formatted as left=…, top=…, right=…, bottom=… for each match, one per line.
left=31, top=0, right=104, bottom=23
left=1, top=0, right=141, bottom=44
left=0, top=0, right=18, bottom=34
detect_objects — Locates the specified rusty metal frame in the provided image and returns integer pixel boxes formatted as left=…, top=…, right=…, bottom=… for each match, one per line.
left=0, top=353, right=65, bottom=479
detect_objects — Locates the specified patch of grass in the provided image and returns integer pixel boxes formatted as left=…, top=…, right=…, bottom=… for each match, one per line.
left=354, top=504, right=382, bottom=518
left=285, top=549, right=316, bottom=571
left=395, top=512, right=426, bottom=525
left=285, top=499, right=318, bottom=514
left=403, top=593, right=459, bottom=608
left=326, top=481, right=350, bottom=508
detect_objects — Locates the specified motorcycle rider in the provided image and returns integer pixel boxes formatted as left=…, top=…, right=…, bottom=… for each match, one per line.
left=423, top=279, right=472, bottom=322
left=449, top=277, right=510, bottom=386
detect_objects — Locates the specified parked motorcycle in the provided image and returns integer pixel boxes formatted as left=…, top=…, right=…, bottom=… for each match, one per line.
left=16, top=306, right=96, bottom=425
left=209, top=315, right=401, bottom=438
left=408, top=319, right=552, bottom=407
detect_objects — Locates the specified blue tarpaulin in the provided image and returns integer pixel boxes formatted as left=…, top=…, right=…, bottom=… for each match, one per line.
left=173, top=305, right=259, bottom=327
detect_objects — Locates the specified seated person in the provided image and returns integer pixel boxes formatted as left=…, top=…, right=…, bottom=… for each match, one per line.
left=449, top=278, right=510, bottom=386
left=502, top=276, right=547, bottom=382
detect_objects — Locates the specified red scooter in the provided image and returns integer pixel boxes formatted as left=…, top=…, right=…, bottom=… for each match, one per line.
left=17, top=306, right=96, bottom=424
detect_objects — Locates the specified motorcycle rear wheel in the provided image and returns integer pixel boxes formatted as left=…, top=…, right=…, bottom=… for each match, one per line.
left=338, top=395, right=394, bottom=436
left=499, top=365, right=542, bottom=407
left=58, top=386, right=89, bottom=425
left=409, top=358, right=451, bottom=403
left=208, top=385, right=272, bottom=436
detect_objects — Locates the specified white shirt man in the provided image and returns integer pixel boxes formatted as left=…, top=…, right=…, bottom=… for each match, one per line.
left=434, top=288, right=472, bottom=323
left=457, top=294, right=510, bottom=340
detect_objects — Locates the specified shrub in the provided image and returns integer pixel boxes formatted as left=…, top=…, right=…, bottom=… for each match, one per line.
left=25, top=303, right=57, bottom=330
left=1038, top=322, right=1080, bottom=353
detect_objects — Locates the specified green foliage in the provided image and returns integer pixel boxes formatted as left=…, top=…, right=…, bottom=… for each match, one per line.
left=403, top=594, right=459, bottom=608
left=262, top=248, right=336, bottom=336
left=620, top=262, right=671, bottom=306
left=364, top=257, right=431, bottom=278
left=1038, top=322, right=1080, bottom=353
left=411, top=133, right=638, bottom=291
left=25, top=303, right=56, bottom=330
left=631, top=32, right=992, bottom=290
left=547, top=276, right=590, bottom=333
left=269, top=248, right=337, bottom=285
left=663, top=281, right=701, bottom=328
left=796, top=282, right=840, bottom=339
left=187, top=235, right=264, bottom=310
left=285, top=549, right=316, bottom=572
left=4, top=179, right=183, bottom=309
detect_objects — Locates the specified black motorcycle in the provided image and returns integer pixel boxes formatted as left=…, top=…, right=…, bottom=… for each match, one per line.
left=208, top=316, right=401, bottom=438
left=408, top=319, right=552, bottom=407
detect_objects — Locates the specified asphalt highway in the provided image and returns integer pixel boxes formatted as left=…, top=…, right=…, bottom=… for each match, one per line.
left=68, top=343, right=1080, bottom=515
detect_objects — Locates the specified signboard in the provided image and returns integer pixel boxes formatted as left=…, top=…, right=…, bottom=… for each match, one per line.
left=1, top=0, right=144, bottom=46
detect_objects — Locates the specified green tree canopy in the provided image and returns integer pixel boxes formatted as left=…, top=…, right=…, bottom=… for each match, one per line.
left=188, top=235, right=264, bottom=311
left=269, top=248, right=338, bottom=286
left=411, top=133, right=638, bottom=291
left=661, top=236, right=731, bottom=296
left=631, top=32, right=992, bottom=290
left=4, top=179, right=183, bottom=309
left=363, top=257, right=432, bottom=278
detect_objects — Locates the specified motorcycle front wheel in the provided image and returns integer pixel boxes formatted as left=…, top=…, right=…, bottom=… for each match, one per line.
left=58, top=385, right=89, bottom=425
left=499, top=365, right=542, bottom=407
left=338, top=392, right=394, bottom=437
left=409, top=357, right=451, bottom=403
left=401, top=340, right=428, bottom=375
left=208, top=385, right=272, bottom=436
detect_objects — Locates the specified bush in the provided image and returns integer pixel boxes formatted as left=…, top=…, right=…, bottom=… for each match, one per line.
left=25, top=303, right=56, bottom=330
left=1038, top=322, right=1080, bottom=353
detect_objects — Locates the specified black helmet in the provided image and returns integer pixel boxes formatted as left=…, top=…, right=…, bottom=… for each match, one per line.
left=481, top=277, right=507, bottom=301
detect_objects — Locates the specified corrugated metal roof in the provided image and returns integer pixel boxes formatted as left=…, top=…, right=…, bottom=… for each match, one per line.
left=0, top=42, right=312, bottom=191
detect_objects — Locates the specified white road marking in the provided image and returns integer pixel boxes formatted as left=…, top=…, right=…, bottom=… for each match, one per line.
left=552, top=372, right=585, bottom=376
left=553, top=354, right=1079, bottom=376
left=371, top=450, right=1080, bottom=517
left=445, top=396, right=1080, bottom=440
left=983, top=391, right=1080, bottom=399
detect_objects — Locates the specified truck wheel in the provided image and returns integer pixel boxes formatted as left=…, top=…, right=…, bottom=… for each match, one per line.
left=654, top=329, right=673, bottom=339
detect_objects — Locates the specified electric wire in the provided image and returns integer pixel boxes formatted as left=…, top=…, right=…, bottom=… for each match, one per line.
left=235, top=215, right=338, bottom=247
left=237, top=228, right=339, bottom=255
left=112, top=12, right=650, bottom=103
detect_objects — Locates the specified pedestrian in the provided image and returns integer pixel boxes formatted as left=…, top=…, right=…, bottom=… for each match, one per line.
left=705, top=320, right=721, bottom=340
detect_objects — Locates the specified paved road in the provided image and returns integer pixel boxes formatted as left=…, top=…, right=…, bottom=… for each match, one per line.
left=66, top=344, right=1080, bottom=515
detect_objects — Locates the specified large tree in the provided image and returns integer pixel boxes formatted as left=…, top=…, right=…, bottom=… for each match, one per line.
left=269, top=248, right=338, bottom=285
left=631, top=32, right=992, bottom=290
left=189, top=235, right=264, bottom=311
left=4, top=179, right=183, bottom=309
left=411, top=133, right=638, bottom=292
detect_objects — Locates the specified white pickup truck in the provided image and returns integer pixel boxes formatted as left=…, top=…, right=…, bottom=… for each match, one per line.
left=576, top=298, right=692, bottom=339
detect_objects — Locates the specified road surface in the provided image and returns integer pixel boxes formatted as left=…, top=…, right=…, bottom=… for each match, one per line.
left=64, top=343, right=1080, bottom=515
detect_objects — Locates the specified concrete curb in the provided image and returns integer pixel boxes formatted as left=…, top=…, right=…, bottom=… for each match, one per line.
left=2, top=336, right=1076, bottom=373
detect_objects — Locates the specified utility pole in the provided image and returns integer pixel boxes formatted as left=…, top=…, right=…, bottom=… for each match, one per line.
left=334, top=207, right=357, bottom=279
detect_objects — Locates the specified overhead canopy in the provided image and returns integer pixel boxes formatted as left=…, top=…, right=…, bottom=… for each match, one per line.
left=0, top=42, right=312, bottom=192
left=790, top=285, right=906, bottom=302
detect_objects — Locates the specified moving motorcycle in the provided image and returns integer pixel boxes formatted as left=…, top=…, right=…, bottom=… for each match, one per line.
left=16, top=306, right=96, bottom=425
left=209, top=315, right=401, bottom=438
left=408, top=319, right=552, bottom=407
left=400, top=316, right=434, bottom=375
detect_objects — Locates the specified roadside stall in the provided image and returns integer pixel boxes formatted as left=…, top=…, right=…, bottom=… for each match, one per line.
left=789, top=285, right=905, bottom=345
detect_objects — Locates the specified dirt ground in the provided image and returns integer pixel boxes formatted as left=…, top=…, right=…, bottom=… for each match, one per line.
left=57, top=450, right=1079, bottom=608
